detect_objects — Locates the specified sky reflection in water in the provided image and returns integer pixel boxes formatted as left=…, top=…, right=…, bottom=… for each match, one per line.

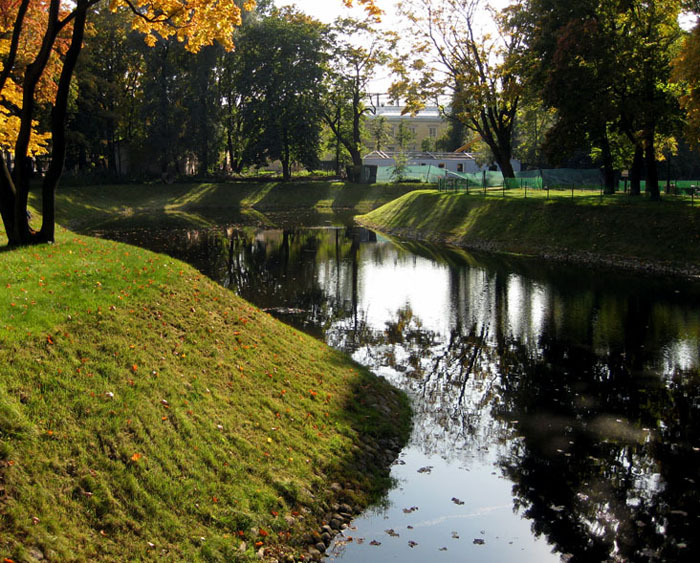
left=100, top=224, right=700, bottom=562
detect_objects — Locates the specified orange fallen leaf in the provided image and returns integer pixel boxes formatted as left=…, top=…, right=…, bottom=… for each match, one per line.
left=131, top=453, right=142, bottom=462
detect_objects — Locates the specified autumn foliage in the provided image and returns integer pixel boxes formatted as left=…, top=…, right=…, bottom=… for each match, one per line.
left=0, top=0, right=381, bottom=246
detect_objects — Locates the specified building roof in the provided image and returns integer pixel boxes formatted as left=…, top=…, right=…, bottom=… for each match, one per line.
left=369, top=106, right=443, bottom=120
left=363, top=150, right=476, bottom=161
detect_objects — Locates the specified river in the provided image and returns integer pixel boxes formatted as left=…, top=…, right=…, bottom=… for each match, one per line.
left=96, top=219, right=700, bottom=562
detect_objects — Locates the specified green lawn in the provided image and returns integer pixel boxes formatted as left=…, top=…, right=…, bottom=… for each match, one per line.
left=359, top=189, right=700, bottom=274
left=35, top=181, right=420, bottom=232
left=0, top=227, right=410, bottom=561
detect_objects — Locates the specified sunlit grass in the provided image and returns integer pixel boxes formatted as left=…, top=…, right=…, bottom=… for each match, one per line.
left=359, top=189, right=700, bottom=269
left=29, top=181, right=420, bottom=232
left=0, top=229, right=410, bottom=561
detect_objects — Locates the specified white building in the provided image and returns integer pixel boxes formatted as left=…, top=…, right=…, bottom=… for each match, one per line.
left=363, top=150, right=521, bottom=175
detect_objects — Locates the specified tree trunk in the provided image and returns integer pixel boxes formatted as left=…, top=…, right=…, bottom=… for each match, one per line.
left=39, top=2, right=88, bottom=243
left=282, top=127, right=291, bottom=181
left=645, top=132, right=660, bottom=201
left=497, top=156, right=515, bottom=179
left=0, top=155, right=16, bottom=242
left=600, top=134, right=615, bottom=194
left=629, top=144, right=643, bottom=196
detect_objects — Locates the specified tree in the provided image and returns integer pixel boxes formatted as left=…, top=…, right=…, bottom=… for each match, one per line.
left=673, top=10, right=700, bottom=152
left=520, top=0, right=684, bottom=198
left=512, top=95, right=556, bottom=168
left=65, top=6, right=144, bottom=177
left=0, top=0, right=381, bottom=246
left=369, top=114, right=391, bottom=151
left=321, top=17, right=396, bottom=172
left=234, top=10, right=327, bottom=181
left=0, top=0, right=251, bottom=245
left=392, top=0, right=523, bottom=178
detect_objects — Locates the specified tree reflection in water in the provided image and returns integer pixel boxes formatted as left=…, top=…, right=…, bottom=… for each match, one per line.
left=99, top=224, right=700, bottom=562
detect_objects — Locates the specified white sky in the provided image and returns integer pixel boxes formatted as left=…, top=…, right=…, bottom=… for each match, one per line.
left=275, top=0, right=401, bottom=24
left=274, top=1, right=511, bottom=94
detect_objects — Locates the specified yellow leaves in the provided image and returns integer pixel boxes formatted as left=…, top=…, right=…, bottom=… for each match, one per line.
left=343, top=0, right=383, bottom=20
left=116, top=0, right=255, bottom=53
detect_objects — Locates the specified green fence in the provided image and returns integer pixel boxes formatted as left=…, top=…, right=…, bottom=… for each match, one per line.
left=440, top=168, right=603, bottom=191
left=375, top=165, right=447, bottom=183
left=618, top=180, right=700, bottom=195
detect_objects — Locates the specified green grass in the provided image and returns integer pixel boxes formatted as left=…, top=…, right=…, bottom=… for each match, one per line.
left=0, top=228, right=410, bottom=561
left=37, top=181, right=420, bottom=232
left=358, top=189, right=700, bottom=273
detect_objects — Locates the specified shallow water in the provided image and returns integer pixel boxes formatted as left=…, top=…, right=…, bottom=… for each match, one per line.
left=100, top=223, right=700, bottom=562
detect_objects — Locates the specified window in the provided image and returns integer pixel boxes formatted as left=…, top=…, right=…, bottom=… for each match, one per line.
left=438, top=163, right=445, bottom=169
left=457, top=163, right=464, bottom=172
left=429, top=127, right=437, bottom=138
left=410, top=126, right=417, bottom=135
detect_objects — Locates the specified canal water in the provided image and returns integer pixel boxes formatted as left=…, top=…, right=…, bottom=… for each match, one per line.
left=98, top=222, right=700, bottom=562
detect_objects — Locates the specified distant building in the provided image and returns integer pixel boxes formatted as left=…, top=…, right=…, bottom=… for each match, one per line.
left=364, top=104, right=450, bottom=152
left=363, top=150, right=521, bottom=175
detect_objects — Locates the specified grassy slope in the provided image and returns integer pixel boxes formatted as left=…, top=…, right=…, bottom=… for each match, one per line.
left=0, top=229, right=410, bottom=561
left=358, top=190, right=700, bottom=274
left=43, top=182, right=418, bottom=232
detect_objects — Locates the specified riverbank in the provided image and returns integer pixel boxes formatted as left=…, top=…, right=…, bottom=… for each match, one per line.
left=34, top=181, right=418, bottom=232
left=357, top=189, right=700, bottom=278
left=0, top=229, right=410, bottom=561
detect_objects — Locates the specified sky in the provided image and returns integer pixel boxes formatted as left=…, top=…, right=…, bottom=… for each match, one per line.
left=273, top=1, right=510, bottom=94
left=275, top=0, right=401, bottom=24
left=274, top=0, right=513, bottom=25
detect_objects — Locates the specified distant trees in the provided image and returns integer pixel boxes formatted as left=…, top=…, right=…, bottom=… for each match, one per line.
left=0, top=0, right=382, bottom=247
left=321, top=18, right=396, bottom=171
left=0, top=0, right=251, bottom=245
left=234, top=10, right=327, bottom=181
left=392, top=0, right=523, bottom=177
left=389, top=0, right=695, bottom=198
left=516, top=0, right=685, bottom=197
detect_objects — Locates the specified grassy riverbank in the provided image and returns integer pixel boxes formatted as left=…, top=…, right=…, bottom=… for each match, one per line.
left=357, top=189, right=700, bottom=276
left=34, top=181, right=418, bottom=232
left=0, top=229, right=410, bottom=561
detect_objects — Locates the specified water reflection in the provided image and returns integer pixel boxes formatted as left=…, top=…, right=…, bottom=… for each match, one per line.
left=100, top=225, right=700, bottom=561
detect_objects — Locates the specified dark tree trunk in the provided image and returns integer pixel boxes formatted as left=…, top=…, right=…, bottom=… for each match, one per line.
left=282, top=127, right=291, bottom=181
left=629, top=144, right=643, bottom=196
left=39, top=2, right=88, bottom=243
left=645, top=132, right=660, bottom=201
left=600, top=133, right=615, bottom=194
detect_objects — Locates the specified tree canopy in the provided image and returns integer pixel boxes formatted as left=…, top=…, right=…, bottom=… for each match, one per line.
left=0, top=0, right=381, bottom=246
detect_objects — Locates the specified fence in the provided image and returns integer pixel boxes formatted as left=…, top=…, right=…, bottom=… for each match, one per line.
left=375, top=165, right=448, bottom=183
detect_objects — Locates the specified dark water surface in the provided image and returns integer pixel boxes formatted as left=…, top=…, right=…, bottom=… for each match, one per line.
left=96, top=222, right=700, bottom=562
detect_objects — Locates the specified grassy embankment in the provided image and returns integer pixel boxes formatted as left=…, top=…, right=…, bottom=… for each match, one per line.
left=357, top=189, right=700, bottom=276
left=40, top=181, right=419, bottom=231
left=0, top=224, right=410, bottom=560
